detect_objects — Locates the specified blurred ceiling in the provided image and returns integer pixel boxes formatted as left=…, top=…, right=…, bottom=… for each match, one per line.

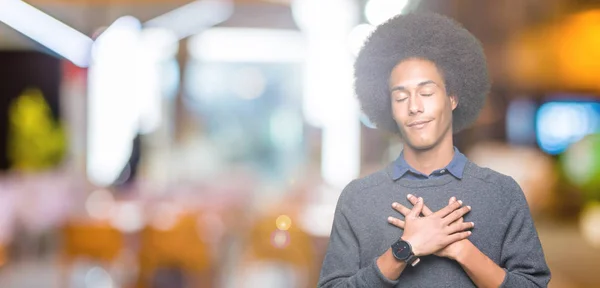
left=3, top=0, right=600, bottom=93
left=0, top=0, right=296, bottom=49
left=0, top=0, right=581, bottom=50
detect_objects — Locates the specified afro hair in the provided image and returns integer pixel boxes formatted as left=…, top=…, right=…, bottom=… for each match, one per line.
left=354, top=12, right=490, bottom=135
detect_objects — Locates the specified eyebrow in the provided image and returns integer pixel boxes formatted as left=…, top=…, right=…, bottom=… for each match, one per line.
left=390, top=80, right=438, bottom=93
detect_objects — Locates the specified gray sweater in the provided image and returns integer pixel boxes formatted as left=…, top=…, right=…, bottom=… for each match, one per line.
left=318, top=161, right=551, bottom=287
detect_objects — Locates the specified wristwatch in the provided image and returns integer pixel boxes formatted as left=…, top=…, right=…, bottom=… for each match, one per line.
left=391, top=239, right=420, bottom=267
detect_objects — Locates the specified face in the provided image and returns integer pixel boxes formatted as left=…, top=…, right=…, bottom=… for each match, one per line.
left=388, top=58, right=458, bottom=151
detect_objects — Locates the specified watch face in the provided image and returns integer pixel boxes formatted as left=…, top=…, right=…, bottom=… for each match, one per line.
left=393, top=240, right=412, bottom=260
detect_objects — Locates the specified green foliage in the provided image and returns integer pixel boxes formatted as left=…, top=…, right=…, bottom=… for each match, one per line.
left=7, top=88, right=67, bottom=171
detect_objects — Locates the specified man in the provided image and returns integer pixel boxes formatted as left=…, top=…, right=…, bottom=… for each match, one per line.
left=318, top=12, right=551, bottom=288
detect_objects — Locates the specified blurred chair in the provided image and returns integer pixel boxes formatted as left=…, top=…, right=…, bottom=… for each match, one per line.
left=0, top=243, right=6, bottom=268
left=149, top=266, right=187, bottom=288
left=60, top=220, right=125, bottom=286
left=137, top=212, right=214, bottom=288
left=235, top=211, right=317, bottom=288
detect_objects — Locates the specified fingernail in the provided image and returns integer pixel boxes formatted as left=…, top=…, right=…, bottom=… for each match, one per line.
left=387, top=217, right=393, bottom=222
left=468, top=231, right=472, bottom=235
left=451, top=197, right=456, bottom=202
left=458, top=200, right=463, bottom=205
left=407, top=194, right=413, bottom=199
left=471, top=222, right=475, bottom=227
left=392, top=202, right=398, bottom=208
left=418, top=197, right=423, bottom=202
left=467, top=206, right=471, bottom=210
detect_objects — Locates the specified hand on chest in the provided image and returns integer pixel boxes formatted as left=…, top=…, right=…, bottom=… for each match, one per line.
left=392, top=191, right=470, bottom=216
left=380, top=190, right=502, bottom=242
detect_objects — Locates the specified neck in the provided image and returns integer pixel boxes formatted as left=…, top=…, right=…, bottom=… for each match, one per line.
left=402, top=133, right=455, bottom=176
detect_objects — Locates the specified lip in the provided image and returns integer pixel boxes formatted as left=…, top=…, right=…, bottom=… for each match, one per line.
left=407, top=119, right=433, bottom=127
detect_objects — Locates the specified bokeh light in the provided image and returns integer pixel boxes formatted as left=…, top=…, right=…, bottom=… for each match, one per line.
left=536, top=101, right=600, bottom=155
left=270, top=230, right=290, bottom=249
left=85, top=189, right=115, bottom=220
left=506, top=99, right=537, bottom=145
left=109, top=202, right=144, bottom=233
left=561, top=133, right=600, bottom=200
left=150, top=202, right=181, bottom=231
left=84, top=266, right=114, bottom=288
left=275, top=215, right=292, bottom=231
left=580, top=202, right=600, bottom=248
left=231, top=67, right=267, bottom=100
left=347, top=23, right=375, bottom=57
left=364, top=0, right=410, bottom=26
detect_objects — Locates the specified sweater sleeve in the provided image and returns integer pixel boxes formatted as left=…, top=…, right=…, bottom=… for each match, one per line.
left=318, top=181, right=400, bottom=288
left=499, top=177, right=551, bottom=288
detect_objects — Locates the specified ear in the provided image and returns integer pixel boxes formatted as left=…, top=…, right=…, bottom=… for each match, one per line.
left=449, top=95, right=458, bottom=111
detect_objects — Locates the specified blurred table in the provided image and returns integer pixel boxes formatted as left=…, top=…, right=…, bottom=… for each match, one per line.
left=536, top=218, right=600, bottom=288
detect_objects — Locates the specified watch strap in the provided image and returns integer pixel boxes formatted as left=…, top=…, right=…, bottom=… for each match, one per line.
left=406, top=254, right=421, bottom=267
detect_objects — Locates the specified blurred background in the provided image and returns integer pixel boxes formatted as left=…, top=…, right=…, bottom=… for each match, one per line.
left=0, top=0, right=599, bottom=287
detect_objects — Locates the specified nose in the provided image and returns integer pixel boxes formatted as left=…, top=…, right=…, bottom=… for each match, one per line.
left=408, top=96, right=423, bottom=115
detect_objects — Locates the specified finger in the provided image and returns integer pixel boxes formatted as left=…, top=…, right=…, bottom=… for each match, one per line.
left=449, top=196, right=456, bottom=205
left=434, top=198, right=463, bottom=218
left=446, top=220, right=474, bottom=234
left=392, top=202, right=411, bottom=216
left=409, top=197, right=424, bottom=218
left=446, top=231, right=472, bottom=244
left=387, top=216, right=405, bottom=229
left=407, top=194, right=433, bottom=216
left=443, top=205, right=472, bottom=225
left=449, top=216, right=465, bottom=226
